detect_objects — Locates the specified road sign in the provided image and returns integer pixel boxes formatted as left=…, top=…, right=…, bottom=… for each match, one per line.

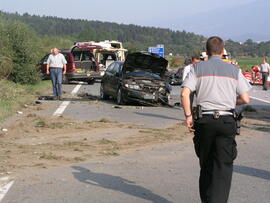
left=148, top=44, right=165, bottom=57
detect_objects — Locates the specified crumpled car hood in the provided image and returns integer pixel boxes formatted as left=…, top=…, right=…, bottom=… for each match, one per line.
left=122, top=52, right=168, bottom=77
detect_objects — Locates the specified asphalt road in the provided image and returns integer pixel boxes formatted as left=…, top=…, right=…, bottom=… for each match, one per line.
left=1, top=83, right=270, bottom=203
left=2, top=131, right=270, bottom=203
left=37, top=82, right=185, bottom=128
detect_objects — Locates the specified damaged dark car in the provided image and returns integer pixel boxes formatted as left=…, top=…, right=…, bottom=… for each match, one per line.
left=100, top=52, right=171, bottom=105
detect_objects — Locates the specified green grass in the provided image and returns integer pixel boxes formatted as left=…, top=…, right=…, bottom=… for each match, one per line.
left=236, top=57, right=262, bottom=71
left=0, top=80, right=50, bottom=123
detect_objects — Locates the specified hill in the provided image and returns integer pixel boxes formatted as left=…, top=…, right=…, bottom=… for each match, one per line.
left=0, top=10, right=270, bottom=57
left=0, top=11, right=205, bottom=56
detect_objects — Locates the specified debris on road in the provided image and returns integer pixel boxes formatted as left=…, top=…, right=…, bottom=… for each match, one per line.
left=1, top=128, right=8, bottom=132
left=113, top=105, right=122, bottom=109
left=38, top=96, right=54, bottom=100
left=16, top=111, right=23, bottom=115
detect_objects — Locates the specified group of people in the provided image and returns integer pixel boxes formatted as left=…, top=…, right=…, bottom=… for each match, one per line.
left=46, top=37, right=254, bottom=202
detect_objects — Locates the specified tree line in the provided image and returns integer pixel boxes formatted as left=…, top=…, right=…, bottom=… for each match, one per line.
left=0, top=11, right=270, bottom=85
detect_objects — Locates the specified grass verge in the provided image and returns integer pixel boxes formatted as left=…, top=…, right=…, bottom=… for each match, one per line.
left=236, top=57, right=262, bottom=71
left=0, top=80, right=51, bottom=123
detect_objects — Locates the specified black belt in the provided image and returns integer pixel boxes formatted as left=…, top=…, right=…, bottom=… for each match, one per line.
left=202, top=109, right=234, bottom=119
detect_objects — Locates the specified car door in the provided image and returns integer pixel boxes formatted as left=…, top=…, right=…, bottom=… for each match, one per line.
left=110, top=63, right=121, bottom=97
left=103, top=62, right=116, bottom=95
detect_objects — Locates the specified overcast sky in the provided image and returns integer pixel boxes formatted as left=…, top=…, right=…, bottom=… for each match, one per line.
left=0, top=0, right=255, bottom=26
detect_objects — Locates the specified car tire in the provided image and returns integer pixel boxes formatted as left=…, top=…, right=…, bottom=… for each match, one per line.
left=100, top=84, right=109, bottom=100
left=87, top=79, right=95, bottom=85
left=116, top=88, right=125, bottom=105
left=62, top=75, right=69, bottom=84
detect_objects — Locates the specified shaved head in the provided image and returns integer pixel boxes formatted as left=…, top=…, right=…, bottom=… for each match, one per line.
left=52, top=48, right=59, bottom=55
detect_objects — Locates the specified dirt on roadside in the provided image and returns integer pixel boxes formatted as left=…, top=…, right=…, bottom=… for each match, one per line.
left=0, top=112, right=189, bottom=176
left=0, top=104, right=269, bottom=177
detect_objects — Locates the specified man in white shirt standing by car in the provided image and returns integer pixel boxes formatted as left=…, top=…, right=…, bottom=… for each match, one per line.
left=46, top=48, right=67, bottom=100
left=260, top=57, right=270, bottom=90
left=182, top=55, right=200, bottom=82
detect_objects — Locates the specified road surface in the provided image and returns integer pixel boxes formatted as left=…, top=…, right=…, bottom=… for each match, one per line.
left=1, top=83, right=270, bottom=203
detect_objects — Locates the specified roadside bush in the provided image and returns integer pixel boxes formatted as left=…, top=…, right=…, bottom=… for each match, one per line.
left=12, top=63, right=41, bottom=85
left=0, top=17, right=41, bottom=84
left=0, top=56, right=13, bottom=79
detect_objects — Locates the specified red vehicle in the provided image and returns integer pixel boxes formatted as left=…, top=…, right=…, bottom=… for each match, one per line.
left=39, top=45, right=103, bottom=84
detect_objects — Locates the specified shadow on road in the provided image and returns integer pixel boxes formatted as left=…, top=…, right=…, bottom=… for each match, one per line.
left=234, top=165, right=270, bottom=181
left=71, top=166, right=172, bottom=203
left=135, top=112, right=183, bottom=121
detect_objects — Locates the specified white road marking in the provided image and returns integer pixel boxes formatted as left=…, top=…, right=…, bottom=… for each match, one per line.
left=53, top=101, right=71, bottom=116
left=53, top=84, right=82, bottom=116
left=0, top=177, right=14, bottom=202
left=71, top=84, right=82, bottom=95
left=250, top=96, right=270, bottom=104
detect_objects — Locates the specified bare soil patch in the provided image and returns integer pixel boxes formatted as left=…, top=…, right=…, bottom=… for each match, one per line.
left=0, top=105, right=269, bottom=177
left=0, top=113, right=189, bottom=176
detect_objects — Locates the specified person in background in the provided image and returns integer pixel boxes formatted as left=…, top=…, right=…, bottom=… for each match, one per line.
left=46, top=48, right=67, bottom=100
left=260, top=57, right=270, bottom=90
left=200, top=51, right=208, bottom=61
left=182, top=55, right=200, bottom=82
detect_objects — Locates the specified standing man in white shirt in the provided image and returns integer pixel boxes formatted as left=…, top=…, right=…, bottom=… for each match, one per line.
left=46, top=48, right=67, bottom=100
left=182, top=55, right=200, bottom=82
left=260, top=57, right=270, bottom=90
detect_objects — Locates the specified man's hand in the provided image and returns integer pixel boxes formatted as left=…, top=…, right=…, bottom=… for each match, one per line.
left=181, top=86, right=194, bottom=132
left=63, top=64, right=67, bottom=75
left=186, top=116, right=195, bottom=132
left=46, top=64, right=50, bottom=75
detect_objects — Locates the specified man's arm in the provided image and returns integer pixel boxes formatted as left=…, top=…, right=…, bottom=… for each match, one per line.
left=236, top=92, right=250, bottom=105
left=46, top=55, right=51, bottom=75
left=63, top=64, right=67, bottom=74
left=46, top=64, right=50, bottom=75
left=181, top=87, right=194, bottom=132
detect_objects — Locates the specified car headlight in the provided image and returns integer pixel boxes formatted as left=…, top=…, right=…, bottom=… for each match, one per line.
left=129, top=84, right=141, bottom=90
left=124, top=84, right=141, bottom=90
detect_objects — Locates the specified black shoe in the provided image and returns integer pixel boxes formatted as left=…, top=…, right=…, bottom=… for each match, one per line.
left=58, top=96, right=63, bottom=100
left=52, top=96, right=58, bottom=100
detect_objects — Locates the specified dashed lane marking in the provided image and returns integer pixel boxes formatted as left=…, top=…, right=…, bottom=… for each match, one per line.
left=53, top=84, right=82, bottom=116
left=0, top=177, right=14, bottom=202
left=250, top=96, right=270, bottom=104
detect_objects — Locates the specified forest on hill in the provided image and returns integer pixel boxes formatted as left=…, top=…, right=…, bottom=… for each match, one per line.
left=1, top=11, right=270, bottom=85
left=1, top=11, right=269, bottom=58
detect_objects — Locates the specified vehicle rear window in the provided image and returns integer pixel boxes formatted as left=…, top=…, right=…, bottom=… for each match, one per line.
left=81, top=51, right=94, bottom=61
left=73, top=52, right=81, bottom=61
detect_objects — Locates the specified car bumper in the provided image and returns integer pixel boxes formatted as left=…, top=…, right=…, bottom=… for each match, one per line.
left=122, top=88, right=168, bottom=104
left=66, top=72, right=103, bottom=80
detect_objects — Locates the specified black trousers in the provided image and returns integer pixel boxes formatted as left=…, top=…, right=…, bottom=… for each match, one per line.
left=193, top=115, right=237, bottom=203
left=262, top=72, right=268, bottom=90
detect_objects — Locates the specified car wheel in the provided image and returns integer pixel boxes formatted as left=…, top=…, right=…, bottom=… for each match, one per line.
left=100, top=84, right=109, bottom=100
left=116, top=88, right=125, bottom=105
left=87, top=79, right=95, bottom=85
left=62, top=75, right=69, bottom=84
